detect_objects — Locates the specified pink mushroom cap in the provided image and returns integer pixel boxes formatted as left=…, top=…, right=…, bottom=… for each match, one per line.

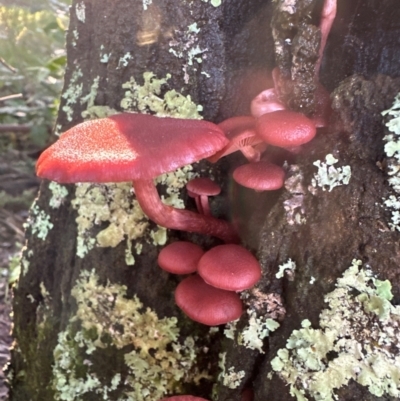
left=256, top=110, right=316, bottom=148
left=158, top=241, right=204, bottom=274
left=197, top=244, right=261, bottom=291
left=36, top=113, right=228, bottom=183
left=250, top=87, right=286, bottom=118
left=233, top=161, right=285, bottom=191
left=186, top=177, right=221, bottom=197
left=175, top=275, right=243, bottom=325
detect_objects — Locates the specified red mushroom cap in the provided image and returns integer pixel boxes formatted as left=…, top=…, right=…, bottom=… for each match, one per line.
left=186, top=177, right=221, bottom=197
left=233, top=161, right=285, bottom=191
left=175, top=275, right=243, bottom=325
left=158, top=241, right=204, bottom=274
left=197, top=244, right=261, bottom=291
left=159, top=396, right=209, bottom=401
left=36, top=113, right=228, bottom=183
left=256, top=110, right=316, bottom=148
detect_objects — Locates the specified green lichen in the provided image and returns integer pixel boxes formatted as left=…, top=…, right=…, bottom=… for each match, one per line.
left=24, top=202, right=54, bottom=240
left=61, top=68, right=83, bottom=122
left=52, top=269, right=210, bottom=401
left=271, top=259, right=400, bottom=400
left=49, top=182, right=69, bottom=209
left=71, top=164, right=197, bottom=259
left=310, top=154, right=351, bottom=192
left=121, top=71, right=203, bottom=118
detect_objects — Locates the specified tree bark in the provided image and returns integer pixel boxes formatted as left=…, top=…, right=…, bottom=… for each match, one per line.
left=9, top=1, right=400, bottom=401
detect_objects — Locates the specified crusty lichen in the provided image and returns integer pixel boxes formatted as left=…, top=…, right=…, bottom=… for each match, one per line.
left=310, top=154, right=351, bottom=192
left=120, top=71, right=203, bottom=118
left=24, top=201, right=54, bottom=240
left=271, top=259, right=400, bottom=400
left=52, top=269, right=210, bottom=401
left=381, top=92, right=400, bottom=231
left=49, top=182, right=69, bottom=209
left=217, top=352, right=245, bottom=390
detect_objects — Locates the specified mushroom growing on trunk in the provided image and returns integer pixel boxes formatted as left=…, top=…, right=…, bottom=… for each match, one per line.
left=36, top=113, right=239, bottom=243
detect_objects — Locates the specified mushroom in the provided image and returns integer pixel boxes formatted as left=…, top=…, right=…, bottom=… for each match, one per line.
left=36, top=113, right=239, bottom=243
left=250, top=87, right=286, bottom=118
left=175, top=274, right=243, bottom=325
left=197, top=244, right=261, bottom=291
left=208, top=116, right=266, bottom=163
left=233, top=161, right=285, bottom=191
left=186, top=177, right=221, bottom=216
left=256, top=110, right=316, bottom=148
left=157, top=241, right=204, bottom=274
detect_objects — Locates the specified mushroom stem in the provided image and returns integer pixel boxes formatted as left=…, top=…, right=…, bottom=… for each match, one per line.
left=132, top=179, right=239, bottom=243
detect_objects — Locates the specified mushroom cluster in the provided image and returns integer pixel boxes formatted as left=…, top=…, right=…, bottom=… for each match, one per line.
left=158, top=242, right=261, bottom=326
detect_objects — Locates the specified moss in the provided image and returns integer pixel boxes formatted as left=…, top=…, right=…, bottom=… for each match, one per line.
left=271, top=259, right=400, bottom=400
left=52, top=270, right=211, bottom=401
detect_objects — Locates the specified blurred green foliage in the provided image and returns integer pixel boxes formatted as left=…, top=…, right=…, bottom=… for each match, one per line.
left=0, top=0, right=71, bottom=149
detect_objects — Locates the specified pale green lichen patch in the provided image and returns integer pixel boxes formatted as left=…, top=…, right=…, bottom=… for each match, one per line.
left=310, top=154, right=351, bottom=192
left=72, top=164, right=197, bottom=259
left=52, top=269, right=210, bottom=401
left=381, top=92, right=400, bottom=230
left=71, top=183, right=149, bottom=258
left=271, top=259, right=400, bottom=400
left=49, top=182, right=69, bottom=209
left=61, top=68, right=83, bottom=122
left=217, top=352, right=245, bottom=390
left=24, top=201, right=53, bottom=240
left=240, top=312, right=280, bottom=353
left=121, top=72, right=203, bottom=118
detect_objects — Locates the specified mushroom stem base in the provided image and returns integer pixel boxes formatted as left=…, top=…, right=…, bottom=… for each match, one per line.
left=133, top=179, right=239, bottom=243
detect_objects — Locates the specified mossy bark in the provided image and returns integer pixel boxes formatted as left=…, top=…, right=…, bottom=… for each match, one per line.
left=9, top=1, right=400, bottom=401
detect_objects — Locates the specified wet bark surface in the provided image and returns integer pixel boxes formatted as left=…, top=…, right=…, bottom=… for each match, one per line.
left=8, top=1, right=400, bottom=401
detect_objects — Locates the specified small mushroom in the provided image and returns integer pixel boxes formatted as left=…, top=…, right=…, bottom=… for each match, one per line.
left=175, top=274, right=243, bottom=325
left=158, top=241, right=204, bottom=274
left=233, top=161, right=285, bottom=191
left=36, top=113, right=239, bottom=243
left=186, top=177, right=221, bottom=216
left=256, top=110, right=316, bottom=148
left=208, top=116, right=266, bottom=163
left=250, top=87, right=285, bottom=118
left=197, top=244, right=261, bottom=291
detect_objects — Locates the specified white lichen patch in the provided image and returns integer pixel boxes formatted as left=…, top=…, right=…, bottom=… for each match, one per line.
left=61, top=68, right=83, bottom=122
left=120, top=72, right=203, bottom=118
left=49, top=182, right=69, bottom=209
left=381, top=92, right=400, bottom=230
left=310, top=154, right=351, bottom=192
left=284, top=164, right=306, bottom=225
left=52, top=269, right=209, bottom=401
left=118, top=52, right=133, bottom=68
left=276, top=258, right=296, bottom=279
left=239, top=311, right=280, bottom=353
left=222, top=367, right=245, bottom=389
left=271, top=259, right=400, bottom=401
left=24, top=202, right=53, bottom=240
left=75, top=2, right=86, bottom=23
left=169, top=24, right=208, bottom=84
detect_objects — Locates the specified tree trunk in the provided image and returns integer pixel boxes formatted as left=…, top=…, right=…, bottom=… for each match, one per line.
left=9, top=1, right=400, bottom=401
